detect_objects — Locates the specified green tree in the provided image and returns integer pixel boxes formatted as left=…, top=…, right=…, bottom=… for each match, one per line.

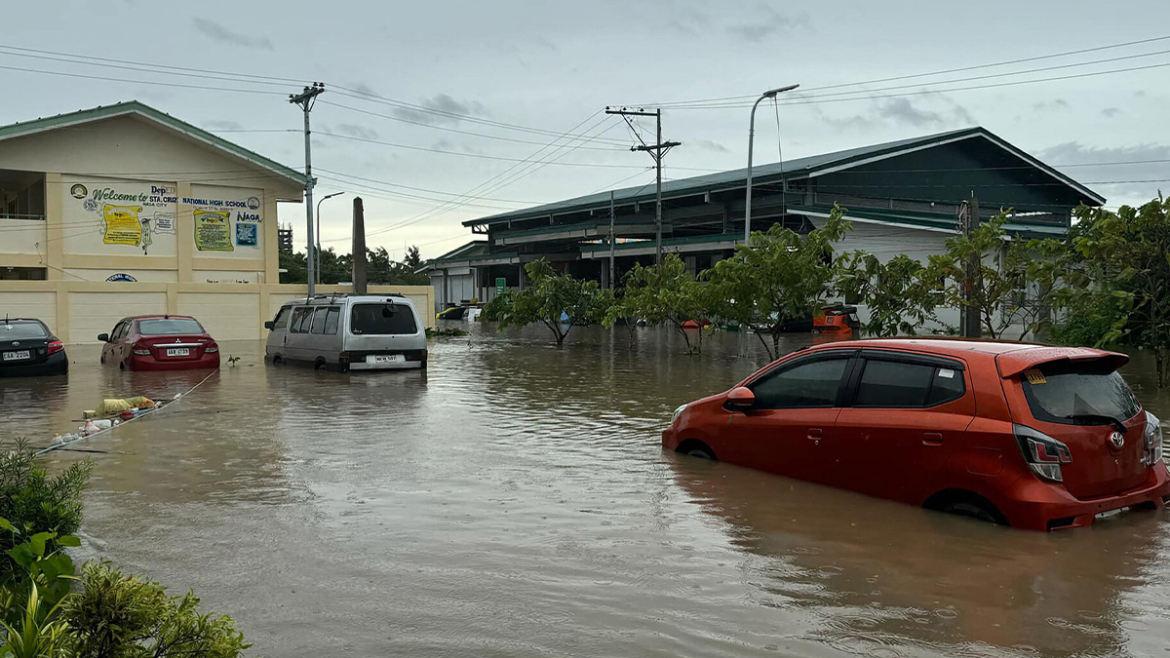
left=836, top=253, right=939, bottom=337
left=1065, top=195, right=1170, bottom=386
left=496, top=260, right=612, bottom=347
left=605, top=254, right=711, bottom=354
left=0, top=441, right=91, bottom=578
left=704, top=205, right=851, bottom=360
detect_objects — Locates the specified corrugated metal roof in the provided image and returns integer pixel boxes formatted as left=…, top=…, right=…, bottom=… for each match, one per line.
left=0, top=101, right=304, bottom=186
left=464, top=127, right=1103, bottom=227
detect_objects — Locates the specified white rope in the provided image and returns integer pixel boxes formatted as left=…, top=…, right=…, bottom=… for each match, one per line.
left=35, top=368, right=220, bottom=457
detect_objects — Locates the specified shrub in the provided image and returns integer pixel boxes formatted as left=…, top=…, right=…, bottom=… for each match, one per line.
left=0, top=441, right=91, bottom=577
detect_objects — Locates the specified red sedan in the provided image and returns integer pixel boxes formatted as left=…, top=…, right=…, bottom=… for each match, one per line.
left=663, top=338, right=1170, bottom=531
left=99, top=315, right=220, bottom=371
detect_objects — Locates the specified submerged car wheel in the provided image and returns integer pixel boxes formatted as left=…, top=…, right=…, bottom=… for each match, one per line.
left=271, top=355, right=284, bottom=366
left=676, top=440, right=717, bottom=461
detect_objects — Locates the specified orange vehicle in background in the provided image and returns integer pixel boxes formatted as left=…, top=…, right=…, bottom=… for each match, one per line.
left=814, top=303, right=860, bottom=335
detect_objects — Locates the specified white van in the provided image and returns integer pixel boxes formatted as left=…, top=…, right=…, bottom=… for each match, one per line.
left=264, top=294, right=427, bottom=371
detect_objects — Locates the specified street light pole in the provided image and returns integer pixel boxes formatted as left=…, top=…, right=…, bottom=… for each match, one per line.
left=744, top=84, right=799, bottom=247
left=315, top=191, right=343, bottom=286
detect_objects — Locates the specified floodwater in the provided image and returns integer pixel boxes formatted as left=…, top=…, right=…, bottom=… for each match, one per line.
left=3, top=325, right=1170, bottom=658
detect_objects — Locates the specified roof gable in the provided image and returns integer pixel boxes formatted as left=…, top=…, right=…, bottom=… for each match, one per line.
left=0, top=101, right=304, bottom=186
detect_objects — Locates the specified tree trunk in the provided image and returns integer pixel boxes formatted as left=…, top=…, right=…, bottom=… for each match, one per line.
left=753, top=327, right=775, bottom=361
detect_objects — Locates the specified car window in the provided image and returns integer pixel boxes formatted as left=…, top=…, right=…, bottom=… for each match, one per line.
left=272, top=307, right=290, bottom=331
left=926, top=367, right=966, bottom=406
left=0, top=322, right=48, bottom=340
left=750, top=358, right=849, bottom=409
left=1022, top=362, right=1140, bottom=424
left=310, top=307, right=330, bottom=334
left=350, top=303, right=417, bottom=335
left=111, top=321, right=126, bottom=340
left=290, top=308, right=312, bottom=334
left=855, top=358, right=967, bottom=408
left=137, top=318, right=205, bottom=335
left=323, top=307, right=340, bottom=335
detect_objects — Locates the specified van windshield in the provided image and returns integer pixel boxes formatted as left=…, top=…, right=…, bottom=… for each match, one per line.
left=137, top=318, right=205, bottom=336
left=350, top=303, right=417, bottom=335
left=1022, top=362, right=1141, bottom=425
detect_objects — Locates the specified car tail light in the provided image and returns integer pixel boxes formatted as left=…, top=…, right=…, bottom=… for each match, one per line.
left=132, top=342, right=151, bottom=356
left=205, top=343, right=219, bottom=353
left=1014, top=424, right=1073, bottom=483
left=46, top=340, right=64, bottom=355
left=1143, top=412, right=1164, bottom=467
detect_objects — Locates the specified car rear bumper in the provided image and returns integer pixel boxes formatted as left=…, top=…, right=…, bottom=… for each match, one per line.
left=1003, top=463, right=1170, bottom=530
left=128, top=354, right=220, bottom=371
left=0, top=352, right=68, bottom=377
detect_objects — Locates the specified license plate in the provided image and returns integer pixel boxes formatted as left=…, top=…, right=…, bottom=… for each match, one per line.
left=368, top=354, right=403, bottom=365
left=2, top=350, right=30, bottom=361
left=1095, top=506, right=1130, bottom=521
left=166, top=348, right=190, bottom=357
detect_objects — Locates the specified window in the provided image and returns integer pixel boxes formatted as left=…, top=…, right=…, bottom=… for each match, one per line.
left=0, top=321, right=48, bottom=340
left=1022, top=362, right=1140, bottom=425
left=323, top=307, right=340, bottom=335
left=350, top=303, right=417, bottom=335
left=272, top=307, right=291, bottom=331
left=137, top=318, right=205, bottom=335
left=289, top=308, right=313, bottom=334
left=310, top=307, right=330, bottom=334
left=750, top=358, right=849, bottom=409
left=854, top=357, right=967, bottom=408
left=110, top=322, right=127, bottom=340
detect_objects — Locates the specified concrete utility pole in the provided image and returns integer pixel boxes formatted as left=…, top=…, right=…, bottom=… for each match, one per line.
left=605, top=107, right=680, bottom=263
left=352, top=197, right=367, bottom=295
left=289, top=82, right=325, bottom=297
left=961, top=193, right=982, bottom=338
left=745, top=84, right=799, bottom=247
left=315, top=191, right=344, bottom=286
left=608, top=190, right=616, bottom=289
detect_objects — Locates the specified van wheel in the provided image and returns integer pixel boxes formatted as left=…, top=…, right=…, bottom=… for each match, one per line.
left=676, top=439, right=716, bottom=461
left=313, top=359, right=327, bottom=371
left=272, top=355, right=284, bottom=366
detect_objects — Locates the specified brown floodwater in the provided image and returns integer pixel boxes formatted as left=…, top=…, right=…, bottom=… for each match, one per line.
left=2, top=325, right=1170, bottom=657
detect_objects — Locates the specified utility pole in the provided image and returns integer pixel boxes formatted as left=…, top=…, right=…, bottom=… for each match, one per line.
left=605, top=107, right=680, bottom=263
left=352, top=197, right=367, bottom=295
left=608, top=190, right=616, bottom=289
left=745, top=85, right=799, bottom=247
left=960, top=193, right=982, bottom=338
left=289, top=82, right=325, bottom=297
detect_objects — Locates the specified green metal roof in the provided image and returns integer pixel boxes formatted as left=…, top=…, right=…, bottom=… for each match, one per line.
left=464, top=127, right=1104, bottom=227
left=0, top=101, right=304, bottom=186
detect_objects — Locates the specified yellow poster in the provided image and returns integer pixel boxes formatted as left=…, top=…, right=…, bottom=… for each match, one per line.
left=102, top=204, right=143, bottom=246
left=193, top=210, right=233, bottom=252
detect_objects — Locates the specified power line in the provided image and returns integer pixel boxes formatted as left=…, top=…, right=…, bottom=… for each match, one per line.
left=0, top=63, right=283, bottom=96
left=314, top=168, right=536, bottom=204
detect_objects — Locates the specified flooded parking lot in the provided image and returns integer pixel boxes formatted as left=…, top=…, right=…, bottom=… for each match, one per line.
left=3, top=326, right=1170, bottom=657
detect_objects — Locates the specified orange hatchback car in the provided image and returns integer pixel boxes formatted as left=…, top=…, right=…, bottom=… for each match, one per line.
left=663, top=339, right=1170, bottom=531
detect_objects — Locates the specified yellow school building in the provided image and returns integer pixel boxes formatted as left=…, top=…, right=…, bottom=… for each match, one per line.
left=0, top=101, right=431, bottom=343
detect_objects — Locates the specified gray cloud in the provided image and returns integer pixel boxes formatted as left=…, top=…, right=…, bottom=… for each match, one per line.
left=1039, top=141, right=1170, bottom=204
left=392, top=94, right=488, bottom=126
left=825, top=96, right=975, bottom=132
left=191, top=17, right=273, bottom=50
left=691, top=139, right=731, bottom=153
left=203, top=119, right=243, bottom=131
left=1032, top=99, right=1069, bottom=112
left=336, top=123, right=380, bottom=140
left=726, top=4, right=809, bottom=41
left=1101, top=107, right=1122, bottom=118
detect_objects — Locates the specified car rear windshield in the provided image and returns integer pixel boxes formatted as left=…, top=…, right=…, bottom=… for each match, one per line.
left=1021, top=361, right=1141, bottom=425
left=350, top=303, right=417, bottom=335
left=0, top=322, right=48, bottom=339
left=136, top=318, right=205, bottom=336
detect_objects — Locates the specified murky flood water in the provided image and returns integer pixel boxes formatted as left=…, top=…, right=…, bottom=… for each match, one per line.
left=3, top=325, right=1170, bottom=657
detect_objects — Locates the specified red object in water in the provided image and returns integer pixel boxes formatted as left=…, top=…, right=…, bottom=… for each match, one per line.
left=814, top=303, right=860, bottom=334
left=98, top=315, right=220, bottom=371
left=680, top=319, right=711, bottom=329
left=120, top=411, right=136, bottom=421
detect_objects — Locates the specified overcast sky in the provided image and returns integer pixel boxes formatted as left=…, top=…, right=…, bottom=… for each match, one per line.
left=2, top=0, right=1168, bottom=260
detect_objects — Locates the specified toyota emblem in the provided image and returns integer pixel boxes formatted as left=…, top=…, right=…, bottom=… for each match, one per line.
left=1109, top=431, right=1125, bottom=449
left=11, top=341, right=18, bottom=347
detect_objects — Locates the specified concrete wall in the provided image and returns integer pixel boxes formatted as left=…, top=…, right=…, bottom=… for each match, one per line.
left=0, top=281, right=434, bottom=344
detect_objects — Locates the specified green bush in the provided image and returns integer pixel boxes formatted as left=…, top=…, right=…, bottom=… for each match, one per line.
left=0, top=441, right=91, bottom=577
left=1050, top=292, right=1128, bottom=348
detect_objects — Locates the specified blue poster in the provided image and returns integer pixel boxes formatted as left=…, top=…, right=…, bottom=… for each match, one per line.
left=235, top=222, right=258, bottom=247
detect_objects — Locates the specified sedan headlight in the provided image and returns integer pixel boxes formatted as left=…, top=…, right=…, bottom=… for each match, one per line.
left=671, top=403, right=688, bottom=426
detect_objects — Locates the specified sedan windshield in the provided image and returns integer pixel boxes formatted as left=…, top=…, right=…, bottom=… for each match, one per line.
left=136, top=318, right=205, bottom=336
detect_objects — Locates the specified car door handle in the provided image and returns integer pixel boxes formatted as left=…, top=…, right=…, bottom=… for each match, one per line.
left=807, top=428, right=823, bottom=441
left=923, top=432, right=944, bottom=446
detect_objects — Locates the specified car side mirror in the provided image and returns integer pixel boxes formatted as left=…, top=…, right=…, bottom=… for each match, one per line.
left=725, top=386, right=756, bottom=412
left=97, top=333, right=109, bottom=343
left=264, top=321, right=274, bottom=330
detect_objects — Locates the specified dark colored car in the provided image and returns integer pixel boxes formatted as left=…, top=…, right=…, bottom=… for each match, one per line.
left=0, top=318, right=67, bottom=377
left=99, top=315, right=220, bottom=371
left=662, top=338, right=1170, bottom=531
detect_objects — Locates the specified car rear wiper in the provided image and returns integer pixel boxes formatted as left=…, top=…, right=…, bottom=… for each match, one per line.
left=1063, top=413, right=1127, bottom=434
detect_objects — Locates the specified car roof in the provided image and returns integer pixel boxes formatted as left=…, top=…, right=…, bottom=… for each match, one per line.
left=808, top=337, right=1125, bottom=375
left=123, top=315, right=198, bottom=321
left=1, top=318, right=47, bottom=324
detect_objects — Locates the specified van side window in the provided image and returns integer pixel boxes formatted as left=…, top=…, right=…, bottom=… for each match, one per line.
left=750, top=357, right=849, bottom=409
left=290, top=308, right=313, bottom=334
left=854, top=358, right=966, bottom=408
left=324, top=307, right=340, bottom=335
left=272, top=308, right=290, bottom=331
left=310, top=307, right=329, bottom=334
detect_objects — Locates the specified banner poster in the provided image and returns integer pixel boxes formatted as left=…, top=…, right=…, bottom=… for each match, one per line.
left=193, top=210, right=234, bottom=252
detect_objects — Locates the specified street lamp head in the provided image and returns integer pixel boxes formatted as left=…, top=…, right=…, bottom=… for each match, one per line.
left=762, top=84, right=800, bottom=98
